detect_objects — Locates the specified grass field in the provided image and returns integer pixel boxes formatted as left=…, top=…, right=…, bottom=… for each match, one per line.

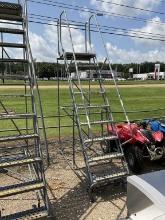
left=38, top=79, right=165, bottom=86
left=2, top=79, right=165, bottom=86
left=1, top=81, right=165, bottom=138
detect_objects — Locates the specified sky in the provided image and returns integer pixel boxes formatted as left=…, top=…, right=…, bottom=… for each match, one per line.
left=4, top=0, right=165, bottom=63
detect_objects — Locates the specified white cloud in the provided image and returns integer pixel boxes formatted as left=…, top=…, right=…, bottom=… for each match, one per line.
left=0, top=20, right=20, bottom=29
left=30, top=24, right=87, bottom=61
left=1, top=22, right=87, bottom=62
left=29, top=32, right=54, bottom=62
left=3, top=18, right=164, bottom=64
left=129, top=17, right=165, bottom=48
left=134, top=0, right=160, bottom=11
left=79, top=6, right=91, bottom=19
left=106, top=42, right=165, bottom=63
left=90, top=0, right=161, bottom=16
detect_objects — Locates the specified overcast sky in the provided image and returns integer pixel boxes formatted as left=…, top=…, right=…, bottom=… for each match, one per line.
left=6, top=0, right=165, bottom=63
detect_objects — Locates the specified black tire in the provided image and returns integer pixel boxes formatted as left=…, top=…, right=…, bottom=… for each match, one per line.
left=101, top=140, right=117, bottom=154
left=125, top=145, right=144, bottom=173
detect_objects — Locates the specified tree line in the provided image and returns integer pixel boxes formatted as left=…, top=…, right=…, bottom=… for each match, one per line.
left=35, top=62, right=165, bottom=79
left=1, top=61, right=165, bottom=79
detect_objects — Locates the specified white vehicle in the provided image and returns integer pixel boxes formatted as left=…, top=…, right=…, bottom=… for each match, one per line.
left=127, top=170, right=165, bottom=220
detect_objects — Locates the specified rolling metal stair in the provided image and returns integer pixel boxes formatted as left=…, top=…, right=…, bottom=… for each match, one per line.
left=57, top=11, right=129, bottom=196
left=0, top=1, right=51, bottom=219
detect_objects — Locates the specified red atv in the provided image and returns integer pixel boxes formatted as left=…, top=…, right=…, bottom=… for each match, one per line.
left=106, top=123, right=165, bottom=173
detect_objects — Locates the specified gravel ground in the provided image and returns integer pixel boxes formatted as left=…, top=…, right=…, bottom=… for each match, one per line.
left=45, top=142, right=127, bottom=220
left=1, top=139, right=165, bottom=220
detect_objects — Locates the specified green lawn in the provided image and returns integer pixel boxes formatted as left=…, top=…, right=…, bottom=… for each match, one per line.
left=0, top=85, right=165, bottom=138
left=2, top=79, right=165, bottom=86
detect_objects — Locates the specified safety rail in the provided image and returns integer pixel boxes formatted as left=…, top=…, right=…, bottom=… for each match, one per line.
left=88, top=14, right=130, bottom=124
left=56, top=10, right=129, bottom=196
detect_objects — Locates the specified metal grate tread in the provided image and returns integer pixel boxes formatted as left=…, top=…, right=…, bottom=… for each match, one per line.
left=1, top=207, right=48, bottom=220
left=0, top=156, right=41, bottom=169
left=84, top=135, right=118, bottom=144
left=77, top=104, right=109, bottom=109
left=78, top=91, right=105, bottom=94
left=88, top=152, right=124, bottom=163
left=74, top=91, right=105, bottom=95
left=70, top=64, right=97, bottom=71
left=0, top=58, right=28, bottom=63
left=0, top=113, right=35, bottom=120
left=93, top=171, right=128, bottom=184
left=0, top=181, right=45, bottom=198
left=0, top=1, right=22, bottom=10
left=0, top=27, right=24, bottom=34
left=60, top=52, right=96, bottom=61
left=0, top=42, right=26, bottom=48
left=0, top=134, right=39, bottom=143
left=0, top=74, right=28, bottom=80
left=71, top=78, right=104, bottom=82
left=80, top=120, right=113, bottom=126
left=0, top=1, right=22, bottom=16
left=0, top=94, right=31, bottom=97
left=0, top=13, right=23, bottom=21
left=74, top=91, right=88, bottom=94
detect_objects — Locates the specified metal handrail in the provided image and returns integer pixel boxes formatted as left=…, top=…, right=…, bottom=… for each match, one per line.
left=24, top=0, right=50, bottom=165
left=24, top=1, right=50, bottom=213
left=88, top=14, right=130, bottom=124
left=58, top=10, right=94, bottom=185
left=58, top=10, right=93, bottom=138
left=88, top=13, right=130, bottom=174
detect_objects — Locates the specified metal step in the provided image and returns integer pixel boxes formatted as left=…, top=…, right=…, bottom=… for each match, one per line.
left=0, top=27, right=24, bottom=34
left=0, top=74, right=28, bottom=80
left=80, top=120, right=113, bottom=126
left=0, top=134, right=39, bottom=143
left=92, top=171, right=128, bottom=185
left=60, top=52, right=96, bottom=61
left=77, top=104, right=109, bottom=109
left=88, top=152, right=124, bottom=163
left=0, top=113, right=35, bottom=120
left=0, top=58, right=28, bottom=63
left=74, top=91, right=88, bottom=95
left=0, top=181, right=44, bottom=198
left=71, top=77, right=104, bottom=82
left=0, top=83, right=29, bottom=86
left=0, top=13, right=23, bottom=21
left=74, top=91, right=105, bottom=95
left=1, top=207, right=48, bottom=220
left=0, top=82, right=30, bottom=86
left=0, top=157, right=41, bottom=169
left=62, top=104, right=109, bottom=110
left=0, top=42, right=26, bottom=48
left=70, top=63, right=97, bottom=70
left=84, top=135, right=118, bottom=144
left=0, top=1, right=22, bottom=16
left=0, top=94, right=31, bottom=97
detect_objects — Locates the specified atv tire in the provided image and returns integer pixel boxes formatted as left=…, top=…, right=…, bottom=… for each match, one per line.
left=101, top=140, right=117, bottom=154
left=125, top=145, right=143, bottom=173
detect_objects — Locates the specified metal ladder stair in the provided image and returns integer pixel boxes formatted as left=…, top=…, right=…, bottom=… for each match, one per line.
left=57, top=11, right=129, bottom=195
left=0, top=1, right=51, bottom=219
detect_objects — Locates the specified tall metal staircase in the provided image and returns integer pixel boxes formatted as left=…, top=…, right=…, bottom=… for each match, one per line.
left=0, top=1, right=50, bottom=219
left=57, top=11, right=129, bottom=195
